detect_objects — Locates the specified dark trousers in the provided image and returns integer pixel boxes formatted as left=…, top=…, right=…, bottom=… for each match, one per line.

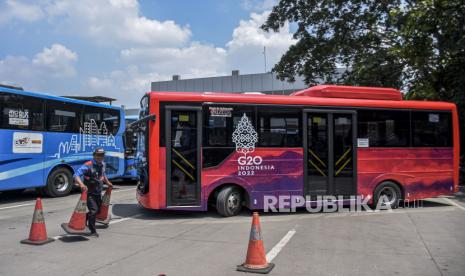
left=87, top=194, right=102, bottom=233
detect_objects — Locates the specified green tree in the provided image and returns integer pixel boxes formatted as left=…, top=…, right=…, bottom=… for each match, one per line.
left=263, top=0, right=465, bottom=185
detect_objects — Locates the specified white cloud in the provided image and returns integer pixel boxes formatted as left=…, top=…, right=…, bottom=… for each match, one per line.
left=84, top=10, right=296, bottom=106
left=228, top=12, right=292, bottom=48
left=117, top=11, right=295, bottom=78
left=0, top=0, right=44, bottom=24
left=0, top=56, right=35, bottom=85
left=0, top=44, right=78, bottom=90
left=87, top=77, right=113, bottom=91
left=120, top=42, right=228, bottom=78
left=32, top=44, right=78, bottom=77
left=0, top=0, right=190, bottom=47
left=226, top=11, right=296, bottom=74
left=85, top=42, right=230, bottom=105
left=46, top=0, right=191, bottom=47
left=84, top=66, right=167, bottom=106
left=0, top=1, right=295, bottom=108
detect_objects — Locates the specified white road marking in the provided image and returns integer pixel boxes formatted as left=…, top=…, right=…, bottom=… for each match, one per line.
left=51, top=214, right=142, bottom=240
left=266, top=229, right=296, bottom=262
left=0, top=203, right=34, bottom=210
left=109, top=214, right=141, bottom=225
left=0, top=187, right=134, bottom=211
left=111, top=188, right=136, bottom=193
left=443, top=198, right=465, bottom=211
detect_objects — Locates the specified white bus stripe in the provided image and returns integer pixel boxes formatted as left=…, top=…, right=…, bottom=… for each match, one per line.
left=0, top=152, right=124, bottom=181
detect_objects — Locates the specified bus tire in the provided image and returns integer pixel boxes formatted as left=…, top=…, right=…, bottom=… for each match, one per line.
left=373, top=181, right=402, bottom=209
left=45, top=167, right=73, bottom=197
left=216, top=186, right=242, bottom=217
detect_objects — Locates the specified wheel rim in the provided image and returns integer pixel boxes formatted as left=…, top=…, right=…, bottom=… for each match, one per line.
left=379, top=186, right=397, bottom=206
left=227, top=192, right=241, bottom=213
left=54, top=173, right=69, bottom=192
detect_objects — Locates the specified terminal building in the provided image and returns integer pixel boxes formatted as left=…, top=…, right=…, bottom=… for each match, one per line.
left=151, top=70, right=308, bottom=95
left=130, top=70, right=347, bottom=116
left=125, top=71, right=309, bottom=116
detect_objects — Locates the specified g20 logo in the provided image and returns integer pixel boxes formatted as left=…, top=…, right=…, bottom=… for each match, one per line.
left=238, top=155, right=263, bottom=166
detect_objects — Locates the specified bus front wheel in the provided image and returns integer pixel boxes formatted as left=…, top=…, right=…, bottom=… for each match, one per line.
left=373, top=181, right=402, bottom=209
left=45, top=167, right=73, bottom=197
left=216, top=186, right=243, bottom=217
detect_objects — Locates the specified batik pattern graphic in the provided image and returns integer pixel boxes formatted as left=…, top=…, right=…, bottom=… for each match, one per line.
left=232, top=113, right=258, bottom=155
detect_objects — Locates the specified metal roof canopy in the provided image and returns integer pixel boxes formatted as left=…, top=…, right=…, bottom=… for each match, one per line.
left=0, top=83, right=23, bottom=90
left=61, top=95, right=116, bottom=105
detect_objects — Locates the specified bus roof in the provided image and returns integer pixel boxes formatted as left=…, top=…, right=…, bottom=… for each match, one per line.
left=291, top=85, right=403, bottom=101
left=146, top=87, right=456, bottom=111
left=0, top=86, right=121, bottom=111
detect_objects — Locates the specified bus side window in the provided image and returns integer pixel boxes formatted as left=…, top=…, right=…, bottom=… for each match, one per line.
left=203, top=105, right=255, bottom=148
left=257, top=108, right=301, bottom=147
left=206, top=116, right=227, bottom=146
left=103, top=109, right=120, bottom=135
left=0, top=92, right=44, bottom=131
left=46, top=100, right=82, bottom=133
left=84, top=107, right=102, bottom=125
left=412, top=111, right=452, bottom=147
left=357, top=110, right=410, bottom=147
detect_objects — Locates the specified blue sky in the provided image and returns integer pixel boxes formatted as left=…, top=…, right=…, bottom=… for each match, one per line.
left=140, top=1, right=252, bottom=46
left=0, top=0, right=294, bottom=107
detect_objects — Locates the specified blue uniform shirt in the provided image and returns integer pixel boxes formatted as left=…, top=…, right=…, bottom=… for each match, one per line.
left=74, top=159, right=106, bottom=195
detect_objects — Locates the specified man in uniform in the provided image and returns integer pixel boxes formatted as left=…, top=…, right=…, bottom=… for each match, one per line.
left=74, top=148, right=113, bottom=237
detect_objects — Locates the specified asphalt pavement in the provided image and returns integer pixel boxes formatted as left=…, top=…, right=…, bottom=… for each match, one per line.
left=1, top=184, right=465, bottom=276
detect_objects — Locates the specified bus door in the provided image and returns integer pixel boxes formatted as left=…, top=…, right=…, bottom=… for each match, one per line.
left=303, top=110, right=357, bottom=197
left=165, top=106, right=202, bottom=207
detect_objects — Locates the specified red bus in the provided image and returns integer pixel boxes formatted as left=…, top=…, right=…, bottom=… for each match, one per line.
left=135, top=85, right=460, bottom=216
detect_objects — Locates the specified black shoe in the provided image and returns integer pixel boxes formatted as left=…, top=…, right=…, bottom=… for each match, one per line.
left=89, top=232, right=99, bottom=238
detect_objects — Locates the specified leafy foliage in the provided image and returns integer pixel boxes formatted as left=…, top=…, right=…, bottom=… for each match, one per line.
left=263, top=0, right=465, bottom=184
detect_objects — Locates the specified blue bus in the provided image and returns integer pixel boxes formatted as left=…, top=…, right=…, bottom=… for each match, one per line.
left=0, top=84, right=125, bottom=197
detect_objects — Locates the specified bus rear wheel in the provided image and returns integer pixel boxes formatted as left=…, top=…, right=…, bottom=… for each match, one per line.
left=373, top=181, right=402, bottom=209
left=45, top=167, right=73, bottom=197
left=216, top=186, right=243, bottom=217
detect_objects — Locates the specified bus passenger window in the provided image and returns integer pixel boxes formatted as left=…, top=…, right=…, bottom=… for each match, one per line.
left=47, top=101, right=82, bottom=133
left=412, top=111, right=452, bottom=147
left=358, top=110, right=410, bottom=147
left=103, top=109, right=120, bottom=135
left=203, top=105, right=255, bottom=148
left=0, top=93, right=44, bottom=131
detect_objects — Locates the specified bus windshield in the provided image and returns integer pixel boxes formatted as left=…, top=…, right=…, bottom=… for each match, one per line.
left=135, top=95, right=150, bottom=194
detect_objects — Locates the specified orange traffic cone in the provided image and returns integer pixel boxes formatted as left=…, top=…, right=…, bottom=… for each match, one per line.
left=237, top=212, right=274, bottom=274
left=96, top=187, right=112, bottom=225
left=61, top=191, right=91, bottom=235
left=20, top=198, right=54, bottom=245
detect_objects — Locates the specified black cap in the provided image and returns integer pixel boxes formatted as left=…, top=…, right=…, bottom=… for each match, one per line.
left=93, top=148, right=105, bottom=156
